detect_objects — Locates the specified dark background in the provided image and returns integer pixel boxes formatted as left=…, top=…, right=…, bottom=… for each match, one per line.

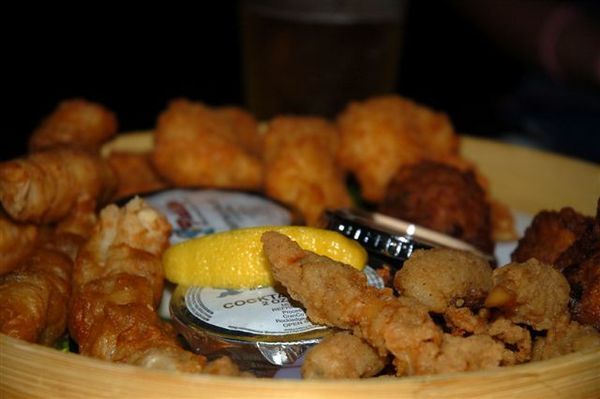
left=3, top=1, right=599, bottom=162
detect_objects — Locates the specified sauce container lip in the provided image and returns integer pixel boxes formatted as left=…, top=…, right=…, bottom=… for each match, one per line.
left=170, top=292, right=329, bottom=344
left=325, top=208, right=495, bottom=263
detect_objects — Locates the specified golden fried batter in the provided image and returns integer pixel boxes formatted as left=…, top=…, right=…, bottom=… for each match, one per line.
left=0, top=247, right=72, bottom=345
left=486, top=259, right=570, bottom=331
left=380, top=161, right=494, bottom=254
left=512, top=199, right=600, bottom=329
left=262, top=116, right=351, bottom=226
left=301, top=332, right=387, bottom=379
left=151, top=99, right=262, bottom=190
left=558, top=203, right=600, bottom=329
left=443, top=308, right=532, bottom=365
left=394, top=248, right=493, bottom=313
left=107, top=151, right=168, bottom=200
left=28, top=98, right=118, bottom=152
left=0, top=148, right=116, bottom=223
left=262, top=231, right=445, bottom=376
left=336, top=95, right=458, bottom=203
left=70, top=198, right=246, bottom=375
left=0, top=212, right=38, bottom=275
left=532, top=314, right=600, bottom=360
left=262, top=231, right=532, bottom=375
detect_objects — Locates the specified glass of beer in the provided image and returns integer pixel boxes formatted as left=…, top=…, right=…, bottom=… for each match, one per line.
left=240, top=0, right=406, bottom=119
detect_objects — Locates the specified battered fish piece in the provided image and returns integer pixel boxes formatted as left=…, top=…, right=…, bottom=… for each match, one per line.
left=512, top=207, right=592, bottom=265
left=262, top=231, right=443, bottom=376
left=0, top=148, right=116, bottom=223
left=485, top=259, right=570, bottom=331
left=107, top=151, right=168, bottom=200
left=151, top=99, right=262, bottom=190
left=380, top=161, right=494, bottom=254
left=28, top=98, right=118, bottom=153
left=301, top=332, right=387, bottom=379
left=0, top=247, right=72, bottom=345
left=0, top=212, right=38, bottom=275
left=336, top=95, right=458, bottom=203
left=393, top=248, right=493, bottom=313
left=70, top=198, right=246, bottom=376
left=262, top=116, right=351, bottom=226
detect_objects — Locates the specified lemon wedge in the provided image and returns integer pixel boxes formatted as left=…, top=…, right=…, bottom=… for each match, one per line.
left=162, top=226, right=367, bottom=289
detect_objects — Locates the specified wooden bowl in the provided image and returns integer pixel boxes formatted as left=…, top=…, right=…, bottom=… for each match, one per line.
left=2, top=133, right=599, bottom=398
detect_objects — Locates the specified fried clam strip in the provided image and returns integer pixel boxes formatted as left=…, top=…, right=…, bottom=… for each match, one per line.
left=263, top=232, right=516, bottom=376
left=69, top=198, right=245, bottom=376
left=0, top=212, right=38, bottom=275
left=28, top=98, right=118, bottom=153
left=301, top=332, right=387, bottom=379
left=0, top=148, right=116, bottom=223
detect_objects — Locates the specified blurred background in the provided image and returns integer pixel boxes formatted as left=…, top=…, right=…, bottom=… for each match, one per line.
left=4, top=0, right=599, bottom=162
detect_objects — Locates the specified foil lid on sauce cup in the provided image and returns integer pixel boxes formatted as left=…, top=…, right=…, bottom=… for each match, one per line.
left=325, top=208, right=495, bottom=268
left=170, top=285, right=330, bottom=377
left=170, top=266, right=384, bottom=377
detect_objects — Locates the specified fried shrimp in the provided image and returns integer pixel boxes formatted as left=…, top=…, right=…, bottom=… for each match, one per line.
left=151, top=99, right=262, bottom=190
left=0, top=148, right=116, bottom=223
left=336, top=95, right=458, bottom=203
left=262, top=116, right=351, bottom=226
left=301, top=332, right=387, bottom=379
left=28, top=98, right=118, bottom=153
left=69, top=198, right=246, bottom=375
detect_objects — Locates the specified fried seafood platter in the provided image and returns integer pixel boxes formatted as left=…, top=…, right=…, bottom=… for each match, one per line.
left=1, top=97, right=600, bottom=398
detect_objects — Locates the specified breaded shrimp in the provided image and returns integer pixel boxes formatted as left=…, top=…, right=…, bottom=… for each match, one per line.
left=151, top=99, right=262, bottom=190
left=28, top=98, right=118, bottom=153
left=0, top=148, right=116, bottom=223
left=69, top=198, right=246, bottom=375
left=262, top=116, right=351, bottom=226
